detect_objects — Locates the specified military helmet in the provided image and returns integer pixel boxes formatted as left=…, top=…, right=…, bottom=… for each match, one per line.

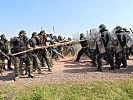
left=115, top=26, right=122, bottom=31
left=1, top=34, right=6, bottom=38
left=123, top=28, right=129, bottom=32
left=19, top=30, right=26, bottom=36
left=40, top=30, right=46, bottom=34
left=32, top=32, right=37, bottom=37
left=99, top=24, right=106, bottom=30
left=58, top=35, right=63, bottom=40
left=80, top=33, right=84, bottom=37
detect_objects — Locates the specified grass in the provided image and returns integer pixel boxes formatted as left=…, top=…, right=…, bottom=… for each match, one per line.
left=0, top=79, right=133, bottom=100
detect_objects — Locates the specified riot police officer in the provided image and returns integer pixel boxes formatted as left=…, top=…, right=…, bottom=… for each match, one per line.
left=74, top=33, right=90, bottom=62
left=99, top=24, right=115, bottom=70
left=115, top=26, right=127, bottom=69
left=92, top=24, right=115, bottom=72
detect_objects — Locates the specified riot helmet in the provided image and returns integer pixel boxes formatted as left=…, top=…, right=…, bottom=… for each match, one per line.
left=80, top=33, right=84, bottom=37
left=115, top=26, right=123, bottom=32
left=123, top=28, right=129, bottom=32
left=99, top=24, right=106, bottom=30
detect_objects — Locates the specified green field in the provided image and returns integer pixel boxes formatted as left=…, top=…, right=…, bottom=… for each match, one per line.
left=0, top=79, right=133, bottom=100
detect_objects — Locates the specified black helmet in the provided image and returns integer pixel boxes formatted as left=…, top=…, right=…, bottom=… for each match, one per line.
left=32, top=32, right=37, bottom=37
left=99, top=24, right=106, bottom=30
left=58, top=35, right=63, bottom=40
left=1, top=34, right=6, bottom=39
left=80, top=33, right=84, bottom=37
left=123, top=28, right=129, bottom=32
left=115, top=26, right=122, bottom=31
left=19, top=30, right=26, bottom=36
left=40, top=30, right=46, bottom=35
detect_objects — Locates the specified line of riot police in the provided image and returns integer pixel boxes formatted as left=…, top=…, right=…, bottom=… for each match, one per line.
left=75, top=24, right=133, bottom=72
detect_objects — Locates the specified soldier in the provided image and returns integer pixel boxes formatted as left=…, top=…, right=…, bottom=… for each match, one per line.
left=114, top=26, right=127, bottom=69
left=11, top=30, right=34, bottom=80
left=0, top=34, right=13, bottom=70
left=74, top=33, right=90, bottom=62
left=0, top=34, right=11, bottom=71
left=29, top=32, right=41, bottom=73
left=39, top=30, right=53, bottom=71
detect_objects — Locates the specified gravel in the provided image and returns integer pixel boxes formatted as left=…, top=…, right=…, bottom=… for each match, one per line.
left=0, top=56, right=133, bottom=87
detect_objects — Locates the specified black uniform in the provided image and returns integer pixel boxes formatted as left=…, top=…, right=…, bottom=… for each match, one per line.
left=93, top=24, right=115, bottom=72
left=100, top=30, right=115, bottom=70
left=75, top=34, right=90, bottom=62
left=115, top=30, right=127, bottom=68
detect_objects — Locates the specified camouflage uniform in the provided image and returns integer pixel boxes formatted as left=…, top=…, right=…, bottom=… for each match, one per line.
left=29, top=32, right=41, bottom=73
left=0, top=34, right=11, bottom=71
left=39, top=30, right=53, bottom=71
left=11, top=30, right=34, bottom=80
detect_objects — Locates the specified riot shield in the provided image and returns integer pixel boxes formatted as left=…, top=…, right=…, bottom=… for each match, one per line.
left=88, top=29, right=97, bottom=50
left=110, top=30, right=118, bottom=48
left=110, top=30, right=122, bottom=53
left=125, top=32, right=133, bottom=48
left=89, top=28, right=106, bottom=53
left=95, top=30, right=106, bottom=53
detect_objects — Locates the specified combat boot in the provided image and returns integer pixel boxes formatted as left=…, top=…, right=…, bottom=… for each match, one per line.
left=48, top=68, right=52, bottom=72
left=74, top=60, right=79, bottom=62
left=115, top=65, right=120, bottom=69
left=97, top=68, right=103, bottom=72
left=28, top=73, right=35, bottom=78
left=14, top=75, right=20, bottom=81
left=8, top=67, right=13, bottom=70
left=37, top=69, right=42, bottom=74
left=121, top=65, right=127, bottom=69
left=109, top=67, right=115, bottom=70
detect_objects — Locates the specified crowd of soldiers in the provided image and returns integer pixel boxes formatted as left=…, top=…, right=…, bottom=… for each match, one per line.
left=0, top=24, right=133, bottom=81
left=75, top=24, right=133, bottom=72
left=0, top=30, right=75, bottom=81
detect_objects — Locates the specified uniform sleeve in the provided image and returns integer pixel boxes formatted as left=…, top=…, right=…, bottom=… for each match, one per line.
left=122, top=35, right=126, bottom=47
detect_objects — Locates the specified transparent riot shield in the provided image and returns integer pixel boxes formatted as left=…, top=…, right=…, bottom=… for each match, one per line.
left=125, top=32, right=133, bottom=48
left=95, top=30, right=106, bottom=53
left=110, top=30, right=118, bottom=48
left=88, top=29, right=97, bottom=50
left=110, top=30, right=122, bottom=53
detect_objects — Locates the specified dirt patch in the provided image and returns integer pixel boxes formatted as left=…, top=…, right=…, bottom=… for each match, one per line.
left=0, top=56, right=133, bottom=87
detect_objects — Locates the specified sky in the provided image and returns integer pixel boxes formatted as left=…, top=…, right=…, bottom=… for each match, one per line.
left=0, top=0, right=133, bottom=39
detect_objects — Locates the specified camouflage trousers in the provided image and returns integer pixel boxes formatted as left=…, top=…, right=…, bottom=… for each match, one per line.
left=13, top=54, right=33, bottom=77
left=42, top=49, right=53, bottom=71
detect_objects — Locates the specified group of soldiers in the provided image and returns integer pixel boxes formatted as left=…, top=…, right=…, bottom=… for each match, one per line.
left=0, top=24, right=133, bottom=80
left=0, top=30, right=74, bottom=81
left=75, top=24, right=133, bottom=72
